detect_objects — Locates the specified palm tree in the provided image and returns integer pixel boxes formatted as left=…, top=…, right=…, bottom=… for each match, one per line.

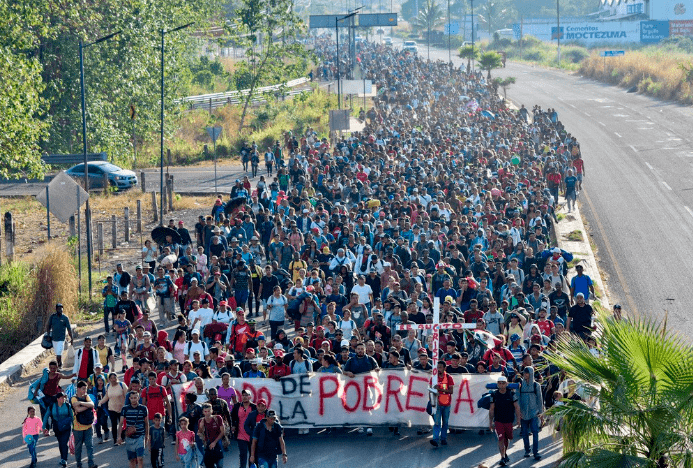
left=411, top=0, right=445, bottom=60
left=493, top=76, right=515, bottom=100
left=477, top=51, right=502, bottom=79
left=458, top=44, right=478, bottom=73
left=546, top=312, right=693, bottom=468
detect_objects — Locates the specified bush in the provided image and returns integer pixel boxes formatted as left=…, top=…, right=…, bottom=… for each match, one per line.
left=0, top=247, right=78, bottom=362
left=525, top=49, right=547, bottom=62
left=563, top=47, right=589, bottom=64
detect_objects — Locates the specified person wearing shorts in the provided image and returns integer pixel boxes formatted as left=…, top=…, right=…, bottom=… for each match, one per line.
left=45, top=303, right=73, bottom=368
left=489, top=376, right=521, bottom=467
left=121, top=391, right=149, bottom=468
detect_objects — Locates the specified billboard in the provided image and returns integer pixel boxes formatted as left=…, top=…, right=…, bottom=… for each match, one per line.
left=309, top=15, right=353, bottom=29
left=671, top=19, right=693, bottom=36
left=514, top=21, right=641, bottom=44
left=651, top=1, right=693, bottom=21
left=640, top=20, right=670, bottom=43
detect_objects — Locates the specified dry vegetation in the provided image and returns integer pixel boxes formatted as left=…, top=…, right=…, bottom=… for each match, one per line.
left=581, top=47, right=693, bottom=104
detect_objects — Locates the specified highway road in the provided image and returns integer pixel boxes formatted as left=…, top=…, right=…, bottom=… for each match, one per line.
left=393, top=39, right=693, bottom=336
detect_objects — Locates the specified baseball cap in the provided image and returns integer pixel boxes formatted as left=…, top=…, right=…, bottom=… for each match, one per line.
left=191, top=329, right=200, bottom=335
left=497, top=376, right=508, bottom=383
left=257, top=398, right=268, bottom=406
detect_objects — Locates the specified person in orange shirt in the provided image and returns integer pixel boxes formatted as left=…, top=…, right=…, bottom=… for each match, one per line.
left=430, top=360, right=455, bottom=447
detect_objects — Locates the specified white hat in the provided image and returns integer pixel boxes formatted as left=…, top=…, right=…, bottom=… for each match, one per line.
left=497, top=376, right=508, bottom=383
left=191, top=329, right=200, bottom=335
left=273, top=343, right=284, bottom=350
left=552, top=247, right=561, bottom=254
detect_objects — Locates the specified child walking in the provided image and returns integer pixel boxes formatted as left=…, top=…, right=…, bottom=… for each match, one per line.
left=149, top=413, right=166, bottom=468
left=175, top=417, right=198, bottom=468
left=23, top=406, right=43, bottom=468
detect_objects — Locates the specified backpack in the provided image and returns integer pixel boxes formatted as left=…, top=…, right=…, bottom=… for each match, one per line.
left=185, top=341, right=208, bottom=357
left=51, top=403, right=73, bottom=432
left=28, top=368, right=50, bottom=405
left=75, top=396, right=95, bottom=426
left=477, top=392, right=492, bottom=410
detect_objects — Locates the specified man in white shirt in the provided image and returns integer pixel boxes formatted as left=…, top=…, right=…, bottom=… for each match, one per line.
left=351, top=275, right=374, bottom=310
left=191, top=298, right=215, bottom=336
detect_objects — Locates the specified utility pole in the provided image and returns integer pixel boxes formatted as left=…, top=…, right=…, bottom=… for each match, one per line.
left=447, top=0, right=451, bottom=64
left=557, top=0, right=561, bottom=66
left=471, top=0, right=475, bottom=71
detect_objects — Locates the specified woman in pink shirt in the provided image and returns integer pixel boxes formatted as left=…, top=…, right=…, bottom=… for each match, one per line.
left=216, top=373, right=239, bottom=407
left=23, top=406, right=43, bottom=468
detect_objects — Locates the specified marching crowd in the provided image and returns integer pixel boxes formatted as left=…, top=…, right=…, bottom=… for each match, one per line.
left=27, top=38, right=610, bottom=468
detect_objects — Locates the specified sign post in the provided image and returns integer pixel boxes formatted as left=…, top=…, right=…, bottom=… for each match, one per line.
left=206, top=126, right=222, bottom=193
left=599, top=50, right=625, bottom=73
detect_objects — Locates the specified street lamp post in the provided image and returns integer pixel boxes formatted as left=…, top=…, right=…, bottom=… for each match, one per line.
left=160, top=22, right=194, bottom=225
left=79, top=30, right=120, bottom=296
left=471, top=0, right=475, bottom=71
left=448, top=0, right=451, bottom=64
left=556, top=0, right=561, bottom=66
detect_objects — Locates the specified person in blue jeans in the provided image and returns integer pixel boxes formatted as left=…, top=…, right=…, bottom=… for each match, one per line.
left=430, top=360, right=455, bottom=447
left=249, top=410, right=287, bottom=468
left=518, top=367, right=544, bottom=461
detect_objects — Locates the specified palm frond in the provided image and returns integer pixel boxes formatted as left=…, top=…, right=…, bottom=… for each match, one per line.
left=556, top=449, right=654, bottom=468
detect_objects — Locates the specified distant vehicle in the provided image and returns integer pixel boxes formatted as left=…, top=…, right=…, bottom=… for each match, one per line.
left=495, top=28, right=514, bottom=38
left=403, top=40, right=418, bottom=53
left=66, top=161, right=138, bottom=190
left=354, top=35, right=364, bottom=42
left=383, top=36, right=393, bottom=45
left=462, top=41, right=474, bottom=47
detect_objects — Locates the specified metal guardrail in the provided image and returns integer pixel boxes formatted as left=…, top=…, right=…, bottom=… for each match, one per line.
left=177, top=77, right=310, bottom=110
left=185, top=87, right=314, bottom=111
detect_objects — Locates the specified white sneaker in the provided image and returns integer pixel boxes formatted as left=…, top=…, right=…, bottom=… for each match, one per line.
left=366, top=428, right=373, bottom=436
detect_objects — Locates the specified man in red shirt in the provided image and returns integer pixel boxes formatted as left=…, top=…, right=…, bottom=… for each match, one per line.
left=309, top=326, right=330, bottom=350
left=227, top=311, right=250, bottom=358
left=463, top=299, right=484, bottom=323
left=430, top=361, right=455, bottom=447
left=534, top=308, right=555, bottom=338
left=141, top=372, right=172, bottom=424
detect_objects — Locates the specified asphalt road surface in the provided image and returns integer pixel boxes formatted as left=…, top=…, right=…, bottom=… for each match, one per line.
left=0, top=324, right=562, bottom=468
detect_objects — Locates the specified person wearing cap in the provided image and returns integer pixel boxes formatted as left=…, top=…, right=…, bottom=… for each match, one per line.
left=230, top=258, right=253, bottom=310
left=249, top=409, right=287, bottom=468
left=184, top=329, right=210, bottom=361
left=45, top=303, right=74, bottom=369
left=74, top=337, right=100, bottom=382
left=153, top=266, right=177, bottom=325
left=566, top=292, right=594, bottom=337
left=102, top=275, right=120, bottom=335
left=489, top=375, right=521, bottom=466
left=71, top=381, right=98, bottom=468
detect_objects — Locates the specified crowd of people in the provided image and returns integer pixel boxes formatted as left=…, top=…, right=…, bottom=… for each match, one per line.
left=28, top=38, right=614, bottom=468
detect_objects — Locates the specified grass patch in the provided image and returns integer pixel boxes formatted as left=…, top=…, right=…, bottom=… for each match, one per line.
left=556, top=213, right=566, bottom=222
left=565, top=230, right=584, bottom=242
left=567, top=257, right=582, bottom=269
left=0, top=247, right=78, bottom=362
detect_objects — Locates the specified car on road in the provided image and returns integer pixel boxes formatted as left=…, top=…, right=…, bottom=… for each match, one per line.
left=403, top=40, right=418, bottom=54
left=383, top=36, right=393, bottom=45
left=66, top=161, right=138, bottom=190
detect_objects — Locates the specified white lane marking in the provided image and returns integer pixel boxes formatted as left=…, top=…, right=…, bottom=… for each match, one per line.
left=599, top=122, right=606, bottom=126
left=569, top=104, right=576, bottom=108
left=645, top=162, right=654, bottom=170
left=614, top=132, right=622, bottom=138
left=662, top=181, right=672, bottom=191
left=584, top=112, right=591, bottom=116
left=629, top=145, right=638, bottom=152
left=686, top=206, right=693, bottom=218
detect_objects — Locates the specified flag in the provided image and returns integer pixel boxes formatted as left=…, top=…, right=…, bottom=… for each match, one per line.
left=466, top=99, right=479, bottom=112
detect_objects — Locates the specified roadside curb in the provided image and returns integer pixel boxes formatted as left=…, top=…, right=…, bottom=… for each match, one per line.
left=0, top=325, right=77, bottom=392
left=554, top=196, right=610, bottom=310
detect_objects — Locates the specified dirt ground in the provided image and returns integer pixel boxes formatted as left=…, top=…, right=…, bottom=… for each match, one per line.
left=1, top=189, right=218, bottom=291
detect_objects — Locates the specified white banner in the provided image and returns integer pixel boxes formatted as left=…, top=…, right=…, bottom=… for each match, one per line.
left=172, top=371, right=499, bottom=428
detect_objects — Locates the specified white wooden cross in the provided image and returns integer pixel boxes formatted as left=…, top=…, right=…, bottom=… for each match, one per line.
left=396, top=297, right=477, bottom=382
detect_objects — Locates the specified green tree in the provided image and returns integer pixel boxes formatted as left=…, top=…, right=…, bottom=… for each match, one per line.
left=25, top=0, right=220, bottom=167
left=547, top=314, right=693, bottom=468
left=0, top=1, right=48, bottom=178
left=493, top=76, right=515, bottom=100
left=478, top=51, right=502, bottom=79
left=411, top=0, right=445, bottom=60
left=233, top=0, right=312, bottom=133
left=478, top=0, right=515, bottom=36
left=458, top=44, right=478, bottom=73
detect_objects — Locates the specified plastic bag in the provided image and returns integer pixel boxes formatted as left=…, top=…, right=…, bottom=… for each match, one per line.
left=66, top=344, right=75, bottom=361
left=68, top=433, right=75, bottom=455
